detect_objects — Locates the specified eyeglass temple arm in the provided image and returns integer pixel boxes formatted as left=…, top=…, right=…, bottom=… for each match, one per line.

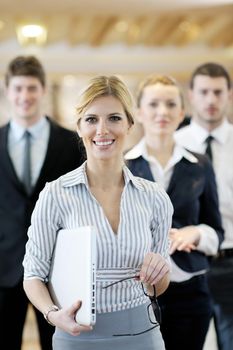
left=102, top=275, right=139, bottom=289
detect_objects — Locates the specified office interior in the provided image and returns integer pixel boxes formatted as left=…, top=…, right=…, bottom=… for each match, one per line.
left=0, top=0, right=233, bottom=349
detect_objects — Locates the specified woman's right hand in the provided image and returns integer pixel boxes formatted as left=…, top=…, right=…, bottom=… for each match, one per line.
left=48, top=300, right=93, bottom=336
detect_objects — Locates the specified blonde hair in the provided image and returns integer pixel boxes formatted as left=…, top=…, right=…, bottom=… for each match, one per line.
left=76, top=75, right=134, bottom=125
left=136, top=74, right=185, bottom=109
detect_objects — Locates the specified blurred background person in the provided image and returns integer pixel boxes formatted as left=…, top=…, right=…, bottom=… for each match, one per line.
left=126, top=74, right=224, bottom=350
left=0, top=55, right=84, bottom=350
left=176, top=62, right=233, bottom=350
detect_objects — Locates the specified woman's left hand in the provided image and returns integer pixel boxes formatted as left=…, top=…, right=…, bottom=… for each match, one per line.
left=169, top=226, right=200, bottom=254
left=139, top=252, right=170, bottom=286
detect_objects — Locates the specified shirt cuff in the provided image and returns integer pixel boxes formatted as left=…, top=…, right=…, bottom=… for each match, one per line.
left=196, top=224, right=219, bottom=256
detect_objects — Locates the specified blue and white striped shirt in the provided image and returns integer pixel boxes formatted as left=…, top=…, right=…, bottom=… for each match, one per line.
left=23, top=162, right=173, bottom=313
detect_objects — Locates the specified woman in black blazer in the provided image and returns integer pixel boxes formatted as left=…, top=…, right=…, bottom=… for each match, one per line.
left=126, top=75, right=224, bottom=350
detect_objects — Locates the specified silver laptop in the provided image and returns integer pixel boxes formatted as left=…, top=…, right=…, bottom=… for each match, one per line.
left=48, top=226, right=96, bottom=326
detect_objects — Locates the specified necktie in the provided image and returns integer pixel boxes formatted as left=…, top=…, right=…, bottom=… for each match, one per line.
left=22, top=130, right=32, bottom=194
left=205, top=135, right=214, bottom=162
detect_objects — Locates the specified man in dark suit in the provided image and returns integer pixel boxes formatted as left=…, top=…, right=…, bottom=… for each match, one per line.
left=175, top=62, right=233, bottom=350
left=0, top=56, right=85, bottom=350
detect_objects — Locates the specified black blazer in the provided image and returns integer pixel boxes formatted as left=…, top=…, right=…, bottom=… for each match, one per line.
left=127, top=152, right=224, bottom=273
left=0, top=118, right=85, bottom=287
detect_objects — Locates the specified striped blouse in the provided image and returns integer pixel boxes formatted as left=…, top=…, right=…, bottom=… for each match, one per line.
left=23, top=162, right=173, bottom=313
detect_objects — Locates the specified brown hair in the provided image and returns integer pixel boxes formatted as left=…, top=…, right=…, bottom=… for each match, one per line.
left=190, top=62, right=231, bottom=90
left=76, top=75, right=134, bottom=126
left=136, top=74, right=185, bottom=109
left=5, top=55, right=46, bottom=87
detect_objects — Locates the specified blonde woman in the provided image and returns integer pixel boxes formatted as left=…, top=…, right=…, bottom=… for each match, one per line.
left=23, top=75, right=173, bottom=350
left=126, top=75, right=224, bottom=350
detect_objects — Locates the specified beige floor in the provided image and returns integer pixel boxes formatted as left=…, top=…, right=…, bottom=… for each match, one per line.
left=22, top=305, right=40, bottom=350
left=22, top=305, right=219, bottom=350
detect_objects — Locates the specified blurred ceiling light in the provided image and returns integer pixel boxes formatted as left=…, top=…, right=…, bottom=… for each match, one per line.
left=178, top=20, right=200, bottom=41
left=128, top=24, right=140, bottom=41
left=188, top=24, right=201, bottom=41
left=115, top=21, right=128, bottom=33
left=179, top=21, right=192, bottom=32
left=16, top=24, right=47, bottom=46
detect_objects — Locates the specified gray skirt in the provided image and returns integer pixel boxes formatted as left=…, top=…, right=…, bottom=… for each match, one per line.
left=53, top=303, right=165, bottom=350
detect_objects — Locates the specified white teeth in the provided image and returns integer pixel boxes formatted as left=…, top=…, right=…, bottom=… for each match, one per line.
left=95, top=140, right=113, bottom=146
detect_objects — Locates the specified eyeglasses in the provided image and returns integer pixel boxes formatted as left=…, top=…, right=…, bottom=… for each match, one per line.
left=102, top=275, right=161, bottom=336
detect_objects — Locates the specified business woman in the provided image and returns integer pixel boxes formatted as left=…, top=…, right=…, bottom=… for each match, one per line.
left=126, top=74, right=224, bottom=350
left=23, top=75, right=173, bottom=350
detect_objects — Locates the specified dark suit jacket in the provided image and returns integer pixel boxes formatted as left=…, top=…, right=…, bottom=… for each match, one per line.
left=0, top=117, right=85, bottom=287
left=127, top=153, right=224, bottom=273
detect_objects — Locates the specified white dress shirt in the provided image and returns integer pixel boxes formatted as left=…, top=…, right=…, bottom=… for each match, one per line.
left=175, top=119, right=233, bottom=249
left=8, top=117, right=50, bottom=187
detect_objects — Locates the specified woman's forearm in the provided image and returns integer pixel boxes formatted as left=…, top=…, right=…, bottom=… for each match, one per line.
left=23, top=278, right=55, bottom=315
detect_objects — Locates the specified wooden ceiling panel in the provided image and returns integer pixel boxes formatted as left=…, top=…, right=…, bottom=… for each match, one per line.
left=45, top=16, right=70, bottom=44
left=0, top=16, right=15, bottom=41
left=208, top=14, right=233, bottom=47
left=68, top=17, right=96, bottom=45
left=88, top=17, right=118, bottom=46
left=0, top=4, right=233, bottom=49
left=154, top=16, right=186, bottom=46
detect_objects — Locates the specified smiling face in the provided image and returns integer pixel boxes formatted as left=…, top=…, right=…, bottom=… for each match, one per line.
left=77, top=95, right=131, bottom=165
left=6, top=75, right=45, bottom=126
left=137, top=83, right=184, bottom=138
left=189, top=75, right=231, bottom=130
